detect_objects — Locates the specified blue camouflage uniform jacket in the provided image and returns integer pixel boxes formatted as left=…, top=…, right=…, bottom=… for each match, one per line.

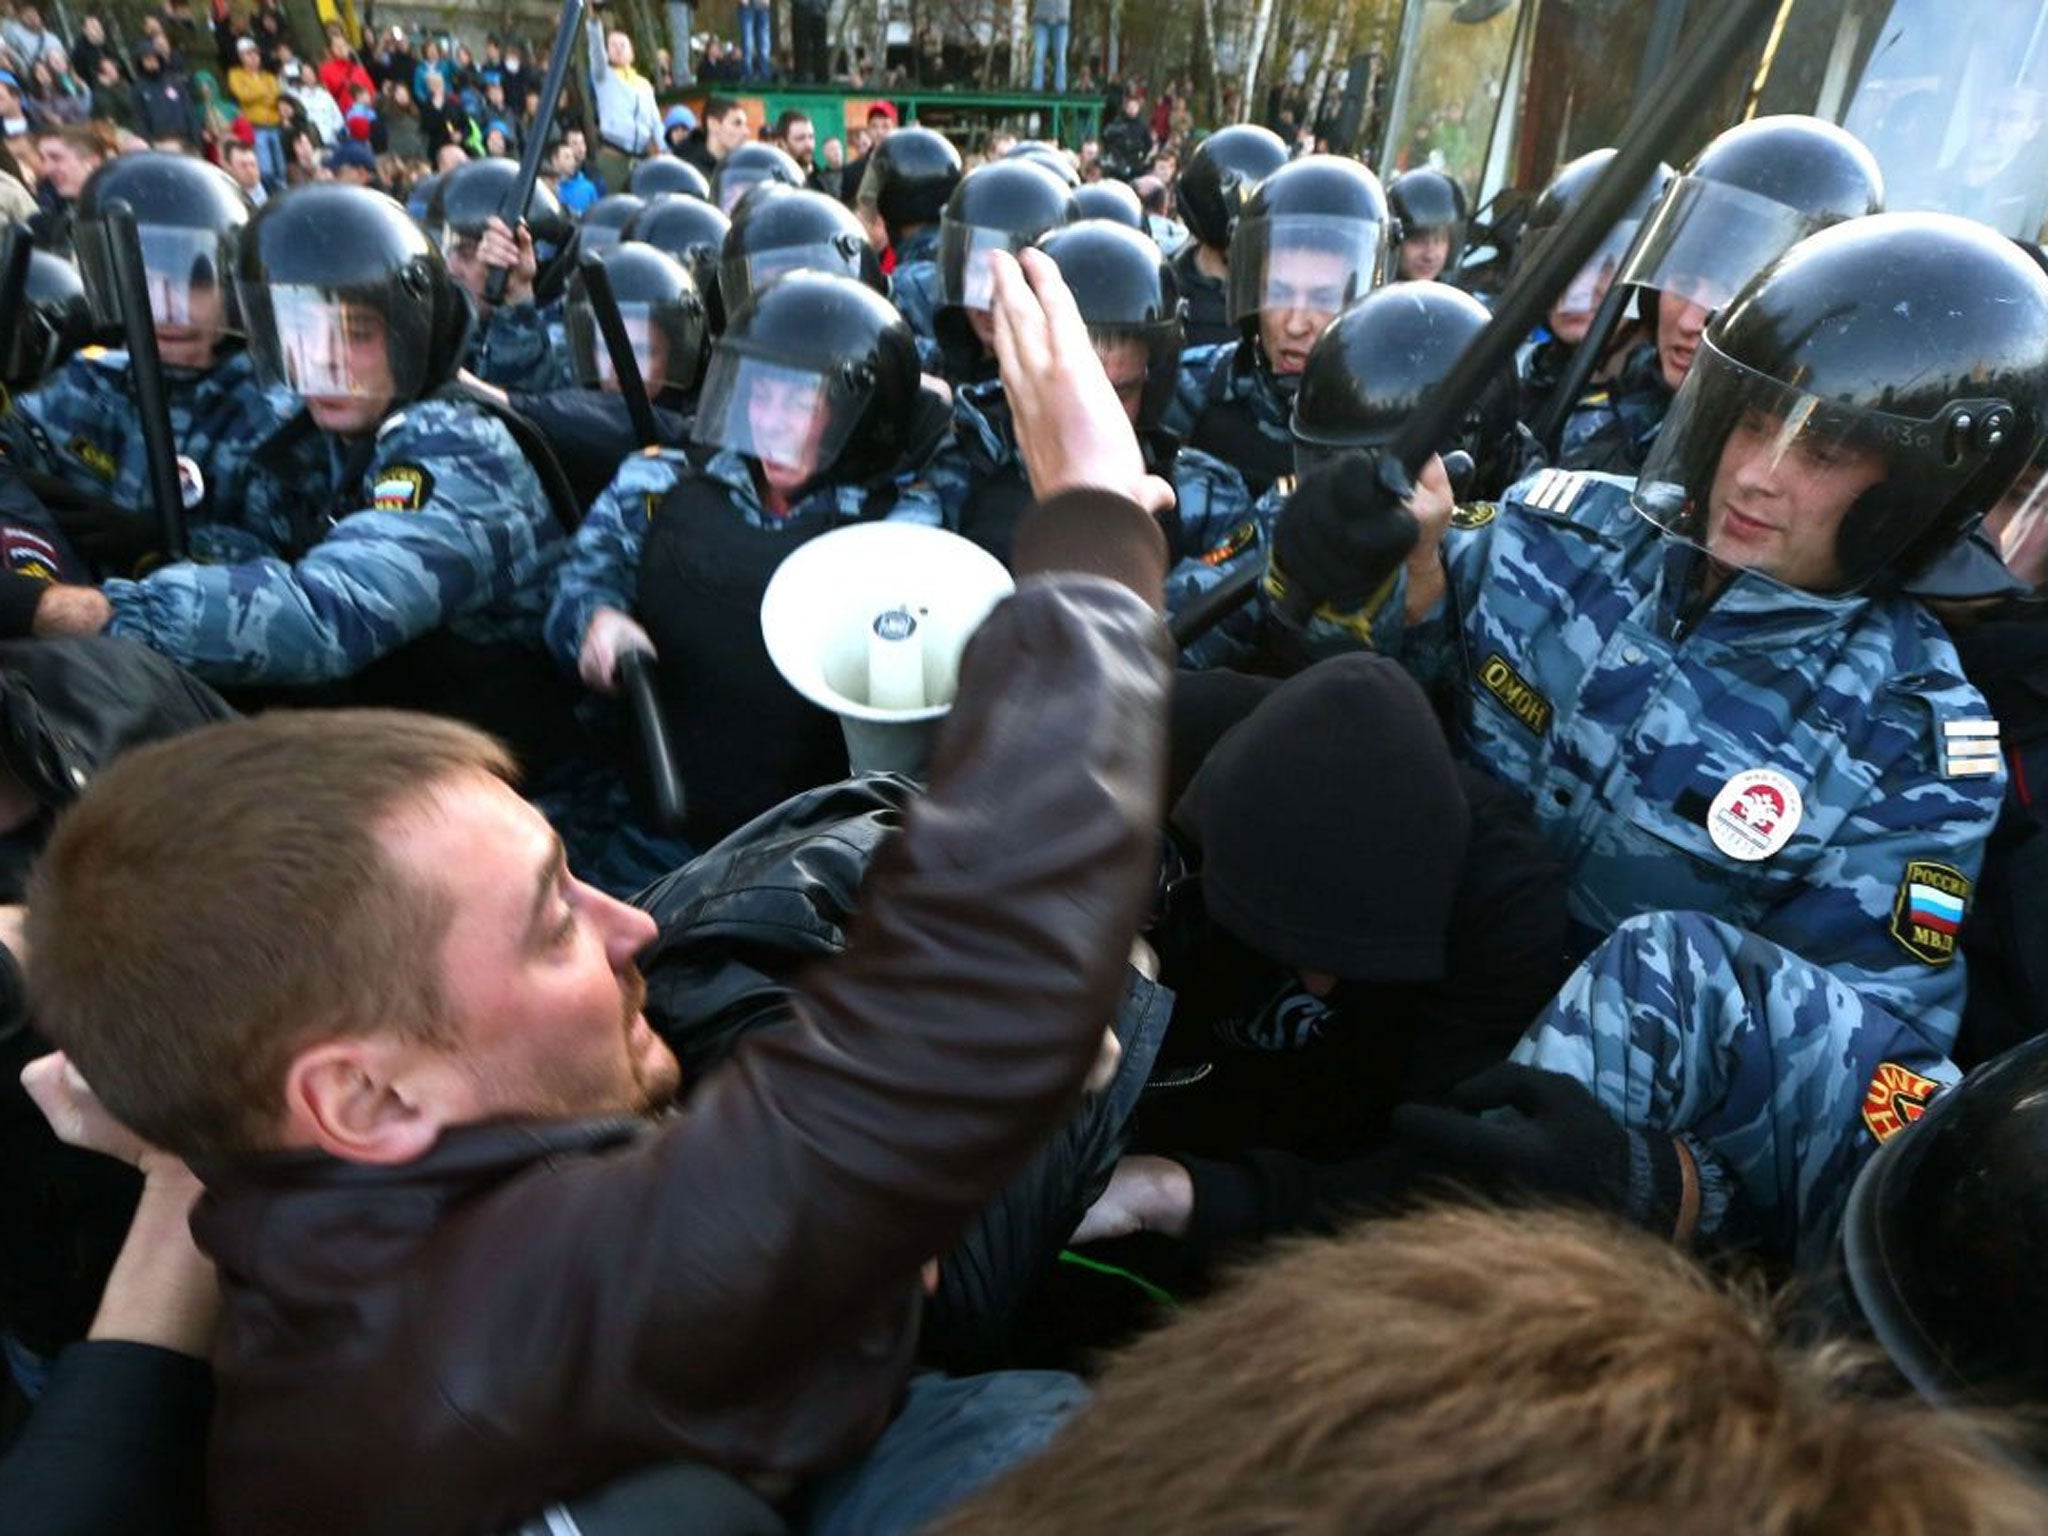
left=889, top=227, right=943, bottom=370
left=1163, top=340, right=1295, bottom=493
left=0, top=345, right=292, bottom=521
left=1555, top=340, right=1672, bottom=477
left=1349, top=465, right=2004, bottom=1050
left=103, top=397, right=565, bottom=686
left=928, top=379, right=1261, bottom=666
left=544, top=446, right=944, bottom=675
left=470, top=296, right=578, bottom=393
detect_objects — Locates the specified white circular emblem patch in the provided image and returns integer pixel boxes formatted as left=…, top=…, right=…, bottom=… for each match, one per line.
left=1707, top=768, right=1803, bottom=862
left=176, top=454, right=206, bottom=511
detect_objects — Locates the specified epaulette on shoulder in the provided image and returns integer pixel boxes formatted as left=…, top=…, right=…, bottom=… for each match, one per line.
left=1512, top=466, right=1634, bottom=528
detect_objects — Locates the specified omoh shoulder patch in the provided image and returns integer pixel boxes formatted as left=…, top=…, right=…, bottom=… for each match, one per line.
left=1889, top=860, right=1970, bottom=965
left=1478, top=651, right=1552, bottom=736
left=1862, top=1061, right=1941, bottom=1144
left=372, top=464, right=435, bottom=512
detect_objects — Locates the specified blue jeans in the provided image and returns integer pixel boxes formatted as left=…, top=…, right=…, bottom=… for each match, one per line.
left=741, top=5, right=773, bottom=79
left=798, top=1371, right=1087, bottom=1535
left=1031, top=20, right=1068, bottom=93
left=254, top=125, right=285, bottom=184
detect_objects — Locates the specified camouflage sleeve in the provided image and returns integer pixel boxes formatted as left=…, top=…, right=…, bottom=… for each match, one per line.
left=1167, top=464, right=1266, bottom=670
left=923, top=438, right=985, bottom=531
left=1514, top=909, right=1959, bottom=1267
left=878, top=476, right=944, bottom=528
left=1744, top=698, right=2003, bottom=1051
left=473, top=301, right=579, bottom=393
left=0, top=364, right=112, bottom=502
left=890, top=263, right=942, bottom=344
left=104, top=407, right=555, bottom=686
left=544, top=450, right=683, bottom=673
left=1163, top=344, right=1228, bottom=440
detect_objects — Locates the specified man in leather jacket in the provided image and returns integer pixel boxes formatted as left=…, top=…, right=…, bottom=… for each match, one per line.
left=25, top=249, right=1178, bottom=1536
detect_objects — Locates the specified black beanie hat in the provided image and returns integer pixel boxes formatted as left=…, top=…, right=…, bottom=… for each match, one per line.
left=1172, top=654, right=1471, bottom=982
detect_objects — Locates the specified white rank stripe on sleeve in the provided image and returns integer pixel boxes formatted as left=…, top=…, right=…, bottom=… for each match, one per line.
left=1941, top=717, right=2003, bottom=778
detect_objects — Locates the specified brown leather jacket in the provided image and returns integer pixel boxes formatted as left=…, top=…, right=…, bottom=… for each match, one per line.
left=189, top=491, right=1172, bottom=1535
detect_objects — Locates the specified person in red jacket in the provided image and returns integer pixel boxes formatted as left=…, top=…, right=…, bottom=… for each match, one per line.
left=316, top=26, right=373, bottom=116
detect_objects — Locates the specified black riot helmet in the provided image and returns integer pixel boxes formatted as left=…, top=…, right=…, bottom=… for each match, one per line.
left=1073, top=179, right=1146, bottom=232
left=690, top=271, right=921, bottom=488
left=1226, top=155, right=1390, bottom=330
left=580, top=192, right=646, bottom=257
left=1621, top=115, right=1883, bottom=316
left=2, top=242, right=95, bottom=391
left=720, top=184, right=885, bottom=313
left=1512, top=147, right=1672, bottom=335
left=565, top=243, right=708, bottom=402
left=236, top=183, right=472, bottom=408
left=428, top=155, right=573, bottom=251
left=709, top=142, right=804, bottom=216
left=1176, top=124, right=1290, bottom=253
left=872, top=126, right=962, bottom=240
left=1842, top=1034, right=2048, bottom=1443
left=1039, top=219, right=1183, bottom=431
left=405, top=171, right=442, bottom=225
left=937, top=159, right=1078, bottom=311
left=629, top=154, right=711, bottom=202
left=1387, top=168, right=1469, bottom=282
left=1003, top=140, right=1081, bottom=188
left=624, top=193, right=733, bottom=333
left=1291, top=281, right=1506, bottom=479
left=1633, top=213, right=2048, bottom=595
left=73, top=151, right=252, bottom=346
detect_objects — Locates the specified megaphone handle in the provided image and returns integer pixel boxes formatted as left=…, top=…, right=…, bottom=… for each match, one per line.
left=617, top=650, right=687, bottom=834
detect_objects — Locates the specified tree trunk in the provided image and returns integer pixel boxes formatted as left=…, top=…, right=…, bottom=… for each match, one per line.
left=1197, top=0, right=1222, bottom=122
left=1008, top=0, right=1029, bottom=85
left=1306, top=1, right=1347, bottom=134
left=1239, top=0, right=1277, bottom=125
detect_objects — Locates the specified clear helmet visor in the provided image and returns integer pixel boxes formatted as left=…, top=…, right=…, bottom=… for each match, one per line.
left=1548, top=217, right=1643, bottom=328
left=77, top=222, right=239, bottom=339
left=240, top=282, right=428, bottom=401
left=566, top=300, right=675, bottom=395
left=719, top=239, right=868, bottom=313
left=1620, top=175, right=1823, bottom=313
left=1226, top=213, right=1385, bottom=325
left=938, top=223, right=1030, bottom=310
left=1983, top=459, right=2048, bottom=594
left=716, top=170, right=780, bottom=215
left=690, top=350, right=862, bottom=480
left=1632, top=339, right=1994, bottom=594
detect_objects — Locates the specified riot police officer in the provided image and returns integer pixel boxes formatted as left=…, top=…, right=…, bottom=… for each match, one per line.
left=927, top=218, right=1255, bottom=664
left=719, top=183, right=886, bottom=315
left=1073, top=180, right=1146, bottom=232
left=1512, top=148, right=1671, bottom=432
left=432, top=155, right=579, bottom=393
left=1165, top=155, right=1388, bottom=499
left=708, top=142, right=804, bottom=216
left=1275, top=213, right=2047, bottom=1076
left=28, top=184, right=573, bottom=768
left=545, top=271, right=943, bottom=847
left=0, top=239, right=94, bottom=598
left=1, top=153, right=290, bottom=578
left=868, top=125, right=962, bottom=354
left=1387, top=168, right=1468, bottom=284
left=1558, top=116, right=1885, bottom=474
left=1172, top=125, right=1289, bottom=348
left=624, top=192, right=732, bottom=334
left=505, top=242, right=708, bottom=509
left=932, top=158, right=1078, bottom=385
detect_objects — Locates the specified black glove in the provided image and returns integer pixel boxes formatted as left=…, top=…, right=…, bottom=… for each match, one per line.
left=49, top=500, right=163, bottom=581
left=1267, top=449, right=1420, bottom=620
left=1390, top=1062, right=1685, bottom=1231
left=0, top=572, right=47, bottom=639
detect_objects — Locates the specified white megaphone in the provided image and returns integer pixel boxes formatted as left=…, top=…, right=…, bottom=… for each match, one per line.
left=760, top=521, right=1015, bottom=777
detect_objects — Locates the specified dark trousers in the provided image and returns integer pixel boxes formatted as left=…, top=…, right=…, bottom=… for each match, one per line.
left=792, top=6, right=829, bottom=82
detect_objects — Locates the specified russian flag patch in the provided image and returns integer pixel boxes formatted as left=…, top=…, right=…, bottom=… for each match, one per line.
left=1889, top=860, right=1971, bottom=965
